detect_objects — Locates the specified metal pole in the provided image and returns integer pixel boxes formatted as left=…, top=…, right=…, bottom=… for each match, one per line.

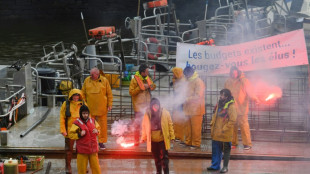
left=45, top=161, right=52, bottom=174
left=81, top=12, right=90, bottom=44
left=204, top=0, right=209, bottom=21
left=20, top=108, right=51, bottom=137
left=244, top=0, right=250, bottom=20
left=137, top=0, right=141, bottom=16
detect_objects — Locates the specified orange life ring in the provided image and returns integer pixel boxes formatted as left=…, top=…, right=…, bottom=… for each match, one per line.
left=145, top=37, right=162, bottom=60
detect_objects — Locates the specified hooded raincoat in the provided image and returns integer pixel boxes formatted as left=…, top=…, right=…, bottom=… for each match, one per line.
left=183, top=72, right=205, bottom=147
left=59, top=88, right=85, bottom=173
left=60, top=89, right=85, bottom=137
left=224, top=72, right=253, bottom=146
left=224, top=72, right=250, bottom=116
left=82, top=75, right=113, bottom=143
left=82, top=75, right=113, bottom=116
left=129, top=71, right=156, bottom=112
left=141, top=108, right=175, bottom=152
left=183, top=72, right=205, bottom=116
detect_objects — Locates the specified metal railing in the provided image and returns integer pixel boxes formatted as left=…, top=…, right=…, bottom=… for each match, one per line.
left=0, top=85, right=25, bottom=118
left=119, top=71, right=309, bottom=142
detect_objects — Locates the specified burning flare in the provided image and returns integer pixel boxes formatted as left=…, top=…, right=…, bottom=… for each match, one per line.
left=265, top=93, right=275, bottom=101
left=120, top=142, right=134, bottom=148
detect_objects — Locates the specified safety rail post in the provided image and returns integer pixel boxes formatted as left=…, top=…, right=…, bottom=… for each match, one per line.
left=31, top=67, right=39, bottom=105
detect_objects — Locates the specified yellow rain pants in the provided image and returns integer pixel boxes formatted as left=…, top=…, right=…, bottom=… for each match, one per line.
left=232, top=114, right=252, bottom=146
left=184, top=115, right=203, bottom=147
left=92, top=115, right=107, bottom=143
left=77, top=153, right=101, bottom=174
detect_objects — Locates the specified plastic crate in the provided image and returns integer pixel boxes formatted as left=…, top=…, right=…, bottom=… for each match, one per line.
left=20, top=156, right=44, bottom=170
left=105, top=74, right=120, bottom=88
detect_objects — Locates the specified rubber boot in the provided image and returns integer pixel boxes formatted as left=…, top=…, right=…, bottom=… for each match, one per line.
left=65, top=138, right=74, bottom=174
left=162, top=149, right=169, bottom=174
left=222, top=143, right=231, bottom=173
left=65, top=151, right=72, bottom=174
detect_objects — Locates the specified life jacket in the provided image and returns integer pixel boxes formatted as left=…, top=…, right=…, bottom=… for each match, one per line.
left=73, top=118, right=99, bottom=154
left=134, top=75, right=155, bottom=91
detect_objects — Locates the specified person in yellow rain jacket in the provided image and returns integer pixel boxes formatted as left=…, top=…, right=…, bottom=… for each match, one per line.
left=129, top=64, right=156, bottom=145
left=207, top=89, right=237, bottom=173
left=82, top=67, right=113, bottom=150
left=59, top=89, right=85, bottom=174
left=140, top=98, right=175, bottom=174
left=171, top=67, right=186, bottom=142
left=182, top=66, right=205, bottom=150
left=69, top=105, right=101, bottom=174
left=224, top=66, right=259, bottom=150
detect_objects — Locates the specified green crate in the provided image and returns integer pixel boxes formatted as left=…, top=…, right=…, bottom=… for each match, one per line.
left=20, top=156, right=44, bottom=170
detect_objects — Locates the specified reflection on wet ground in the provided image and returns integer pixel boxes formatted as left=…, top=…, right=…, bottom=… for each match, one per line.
left=18, top=158, right=310, bottom=174
left=3, top=106, right=310, bottom=160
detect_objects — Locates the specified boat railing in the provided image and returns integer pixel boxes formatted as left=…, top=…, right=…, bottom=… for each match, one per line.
left=41, top=41, right=66, bottom=62
left=181, top=28, right=200, bottom=43
left=143, top=5, right=168, bottom=18
left=0, top=85, right=25, bottom=118
left=138, top=33, right=183, bottom=64
left=81, top=49, right=123, bottom=72
left=254, top=18, right=273, bottom=39
left=31, top=70, right=72, bottom=106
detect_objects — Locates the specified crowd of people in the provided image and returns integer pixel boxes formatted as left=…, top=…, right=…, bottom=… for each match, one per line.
left=59, top=64, right=257, bottom=174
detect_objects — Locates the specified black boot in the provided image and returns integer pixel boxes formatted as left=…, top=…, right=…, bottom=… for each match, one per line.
left=221, top=143, right=231, bottom=174
left=220, top=167, right=228, bottom=173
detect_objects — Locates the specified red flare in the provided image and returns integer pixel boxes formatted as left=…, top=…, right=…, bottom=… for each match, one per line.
left=121, top=142, right=134, bottom=148
left=265, top=93, right=275, bottom=101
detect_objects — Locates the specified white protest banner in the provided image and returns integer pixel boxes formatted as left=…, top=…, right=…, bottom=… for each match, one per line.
left=176, top=29, right=309, bottom=75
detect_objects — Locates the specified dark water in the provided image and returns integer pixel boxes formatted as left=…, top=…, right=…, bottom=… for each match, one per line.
left=0, top=19, right=134, bottom=65
left=0, top=19, right=86, bottom=64
left=0, top=0, right=207, bottom=65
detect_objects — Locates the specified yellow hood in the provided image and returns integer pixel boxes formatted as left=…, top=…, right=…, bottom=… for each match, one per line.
left=68, top=89, right=84, bottom=101
left=172, top=67, right=184, bottom=79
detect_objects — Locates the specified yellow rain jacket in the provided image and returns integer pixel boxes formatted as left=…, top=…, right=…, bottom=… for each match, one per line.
left=60, top=89, right=85, bottom=138
left=210, top=100, right=237, bottom=142
left=224, top=72, right=252, bottom=115
left=141, top=108, right=175, bottom=152
left=129, top=71, right=156, bottom=112
left=171, top=67, right=186, bottom=141
left=183, top=72, right=205, bottom=116
left=82, top=75, right=113, bottom=116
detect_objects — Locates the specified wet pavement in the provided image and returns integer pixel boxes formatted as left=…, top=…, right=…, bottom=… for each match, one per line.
left=2, top=106, right=310, bottom=161
left=1, top=106, right=310, bottom=174
left=17, top=158, right=310, bottom=174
